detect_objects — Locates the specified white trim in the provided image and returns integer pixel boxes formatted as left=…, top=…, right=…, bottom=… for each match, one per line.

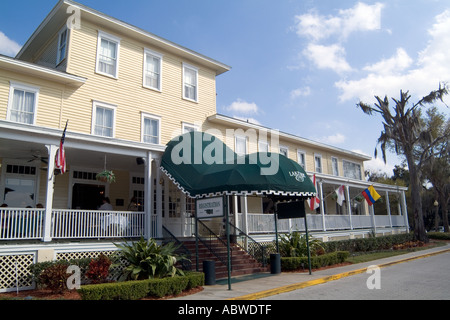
left=182, top=62, right=199, bottom=103
left=143, top=48, right=163, bottom=92
left=141, top=112, right=162, bottom=145
left=91, top=100, right=117, bottom=138
left=95, top=30, right=121, bottom=79
left=7, top=81, right=40, bottom=126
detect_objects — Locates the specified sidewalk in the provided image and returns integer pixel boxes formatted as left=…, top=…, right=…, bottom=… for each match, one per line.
left=173, top=243, right=450, bottom=300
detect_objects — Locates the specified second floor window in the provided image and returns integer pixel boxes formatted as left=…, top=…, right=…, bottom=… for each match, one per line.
left=343, top=160, right=362, bottom=180
left=96, top=31, right=120, bottom=78
left=142, top=113, right=161, bottom=144
left=57, top=27, right=68, bottom=65
left=235, top=136, right=247, bottom=156
left=144, top=50, right=162, bottom=91
left=92, top=102, right=115, bottom=137
left=332, top=157, right=339, bottom=176
left=8, top=83, right=39, bottom=125
left=297, top=150, right=306, bottom=170
left=183, top=64, right=198, bottom=102
left=314, top=154, right=322, bottom=173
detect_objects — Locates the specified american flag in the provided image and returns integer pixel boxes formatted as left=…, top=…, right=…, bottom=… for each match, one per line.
left=307, top=174, right=320, bottom=211
left=55, top=120, right=68, bottom=174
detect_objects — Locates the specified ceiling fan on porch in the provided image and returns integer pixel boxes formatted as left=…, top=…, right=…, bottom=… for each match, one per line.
left=28, top=154, right=49, bottom=164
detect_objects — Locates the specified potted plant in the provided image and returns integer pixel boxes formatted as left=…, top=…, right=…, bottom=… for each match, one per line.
left=96, top=170, right=116, bottom=183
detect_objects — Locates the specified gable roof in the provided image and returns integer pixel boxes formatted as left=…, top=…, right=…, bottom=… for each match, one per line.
left=16, top=0, right=231, bottom=76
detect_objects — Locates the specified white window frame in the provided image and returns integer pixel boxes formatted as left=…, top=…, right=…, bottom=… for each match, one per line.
left=331, top=157, right=339, bottom=176
left=182, top=122, right=199, bottom=133
left=57, top=26, right=69, bottom=65
left=182, top=63, right=199, bottom=103
left=141, top=112, right=162, bottom=145
left=143, top=48, right=163, bottom=91
left=96, top=31, right=121, bottom=79
left=297, top=149, right=306, bottom=170
left=91, top=101, right=116, bottom=138
left=279, top=145, right=289, bottom=158
left=314, top=154, right=323, bottom=173
left=7, top=82, right=40, bottom=125
left=235, top=135, right=248, bottom=156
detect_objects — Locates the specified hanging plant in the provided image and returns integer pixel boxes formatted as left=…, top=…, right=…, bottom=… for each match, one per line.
left=96, top=170, right=116, bottom=183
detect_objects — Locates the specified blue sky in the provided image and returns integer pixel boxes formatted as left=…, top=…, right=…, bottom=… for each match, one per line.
left=1, top=0, right=449, bottom=176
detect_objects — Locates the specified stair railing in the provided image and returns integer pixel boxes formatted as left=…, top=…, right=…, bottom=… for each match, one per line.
left=197, top=219, right=231, bottom=268
left=162, top=225, right=192, bottom=271
left=228, top=222, right=267, bottom=267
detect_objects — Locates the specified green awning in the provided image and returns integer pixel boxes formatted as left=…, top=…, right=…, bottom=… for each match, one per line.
left=160, top=131, right=316, bottom=199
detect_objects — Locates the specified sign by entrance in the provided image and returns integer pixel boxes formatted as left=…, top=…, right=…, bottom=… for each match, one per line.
left=196, top=197, right=224, bottom=219
left=276, top=200, right=306, bottom=220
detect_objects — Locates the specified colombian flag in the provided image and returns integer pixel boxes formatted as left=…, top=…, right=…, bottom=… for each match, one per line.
left=362, top=185, right=381, bottom=206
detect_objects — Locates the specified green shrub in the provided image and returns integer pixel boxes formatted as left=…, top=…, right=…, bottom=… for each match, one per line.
left=323, top=233, right=414, bottom=253
left=39, top=264, right=71, bottom=293
left=77, top=272, right=205, bottom=300
left=281, top=251, right=349, bottom=271
left=29, top=258, right=91, bottom=288
left=279, top=232, right=325, bottom=257
left=427, top=232, right=450, bottom=240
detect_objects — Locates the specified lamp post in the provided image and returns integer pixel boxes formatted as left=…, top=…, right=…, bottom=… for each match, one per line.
left=434, top=200, right=439, bottom=232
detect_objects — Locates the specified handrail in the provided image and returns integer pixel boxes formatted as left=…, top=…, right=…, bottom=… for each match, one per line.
left=162, top=225, right=192, bottom=271
left=228, top=221, right=267, bottom=266
left=197, top=219, right=230, bottom=268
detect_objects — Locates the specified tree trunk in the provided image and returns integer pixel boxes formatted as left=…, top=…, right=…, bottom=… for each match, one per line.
left=408, top=161, right=429, bottom=242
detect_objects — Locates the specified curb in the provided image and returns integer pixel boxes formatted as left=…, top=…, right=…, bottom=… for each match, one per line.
left=228, top=247, right=450, bottom=300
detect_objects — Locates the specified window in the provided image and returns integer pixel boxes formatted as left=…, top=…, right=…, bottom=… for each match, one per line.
left=141, top=113, right=161, bottom=144
left=235, top=136, right=247, bottom=156
left=143, top=49, right=162, bottom=91
left=7, top=82, right=39, bottom=125
left=57, top=27, right=68, bottom=65
left=96, top=31, right=120, bottom=78
left=182, top=122, right=199, bottom=133
left=332, top=157, right=339, bottom=176
left=314, top=154, right=322, bottom=173
left=92, top=101, right=116, bottom=137
left=343, top=160, right=362, bottom=180
left=280, top=146, right=289, bottom=158
left=297, top=150, right=306, bottom=170
left=183, top=63, right=198, bottom=102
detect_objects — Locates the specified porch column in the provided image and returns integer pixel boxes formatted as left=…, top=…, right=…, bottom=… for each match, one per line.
left=155, top=156, right=163, bottom=239
left=233, top=195, right=239, bottom=229
left=345, top=185, right=353, bottom=230
left=144, top=152, right=154, bottom=240
left=386, top=191, right=393, bottom=228
left=242, top=195, right=249, bottom=236
left=400, top=191, right=409, bottom=232
left=43, top=144, right=58, bottom=242
left=319, top=181, right=326, bottom=231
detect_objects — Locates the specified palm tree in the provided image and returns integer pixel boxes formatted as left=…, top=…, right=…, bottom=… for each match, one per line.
left=357, top=84, right=448, bottom=242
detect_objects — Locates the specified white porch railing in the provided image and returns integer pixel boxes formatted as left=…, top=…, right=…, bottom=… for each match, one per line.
left=0, top=208, right=45, bottom=240
left=0, top=208, right=148, bottom=241
left=244, top=213, right=406, bottom=234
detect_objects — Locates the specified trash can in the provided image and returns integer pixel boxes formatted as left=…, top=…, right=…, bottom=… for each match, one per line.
left=203, top=260, right=216, bottom=285
left=270, top=253, right=281, bottom=274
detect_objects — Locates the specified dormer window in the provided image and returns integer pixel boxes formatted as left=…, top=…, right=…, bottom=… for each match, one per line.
left=57, top=27, right=68, bottom=65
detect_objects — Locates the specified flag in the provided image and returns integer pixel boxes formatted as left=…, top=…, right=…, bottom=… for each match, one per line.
left=335, top=185, right=346, bottom=206
left=307, top=174, right=320, bottom=211
left=362, top=185, right=381, bottom=206
left=55, top=121, right=68, bottom=174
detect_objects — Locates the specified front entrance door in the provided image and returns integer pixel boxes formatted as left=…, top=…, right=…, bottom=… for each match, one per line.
left=72, top=183, right=105, bottom=210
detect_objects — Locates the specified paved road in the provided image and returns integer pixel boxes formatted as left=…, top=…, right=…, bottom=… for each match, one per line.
left=261, top=251, right=450, bottom=300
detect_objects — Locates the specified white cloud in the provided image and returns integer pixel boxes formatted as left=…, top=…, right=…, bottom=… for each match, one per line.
left=224, top=99, right=260, bottom=115
left=290, top=86, right=311, bottom=99
left=0, top=31, right=21, bottom=57
left=303, top=44, right=353, bottom=74
left=364, top=157, right=395, bottom=177
left=336, top=10, right=450, bottom=103
left=295, top=2, right=384, bottom=41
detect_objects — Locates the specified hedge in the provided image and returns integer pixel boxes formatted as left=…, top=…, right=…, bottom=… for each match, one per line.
left=281, top=251, right=349, bottom=271
left=322, top=233, right=414, bottom=253
left=427, top=232, right=450, bottom=240
left=77, top=272, right=204, bottom=300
